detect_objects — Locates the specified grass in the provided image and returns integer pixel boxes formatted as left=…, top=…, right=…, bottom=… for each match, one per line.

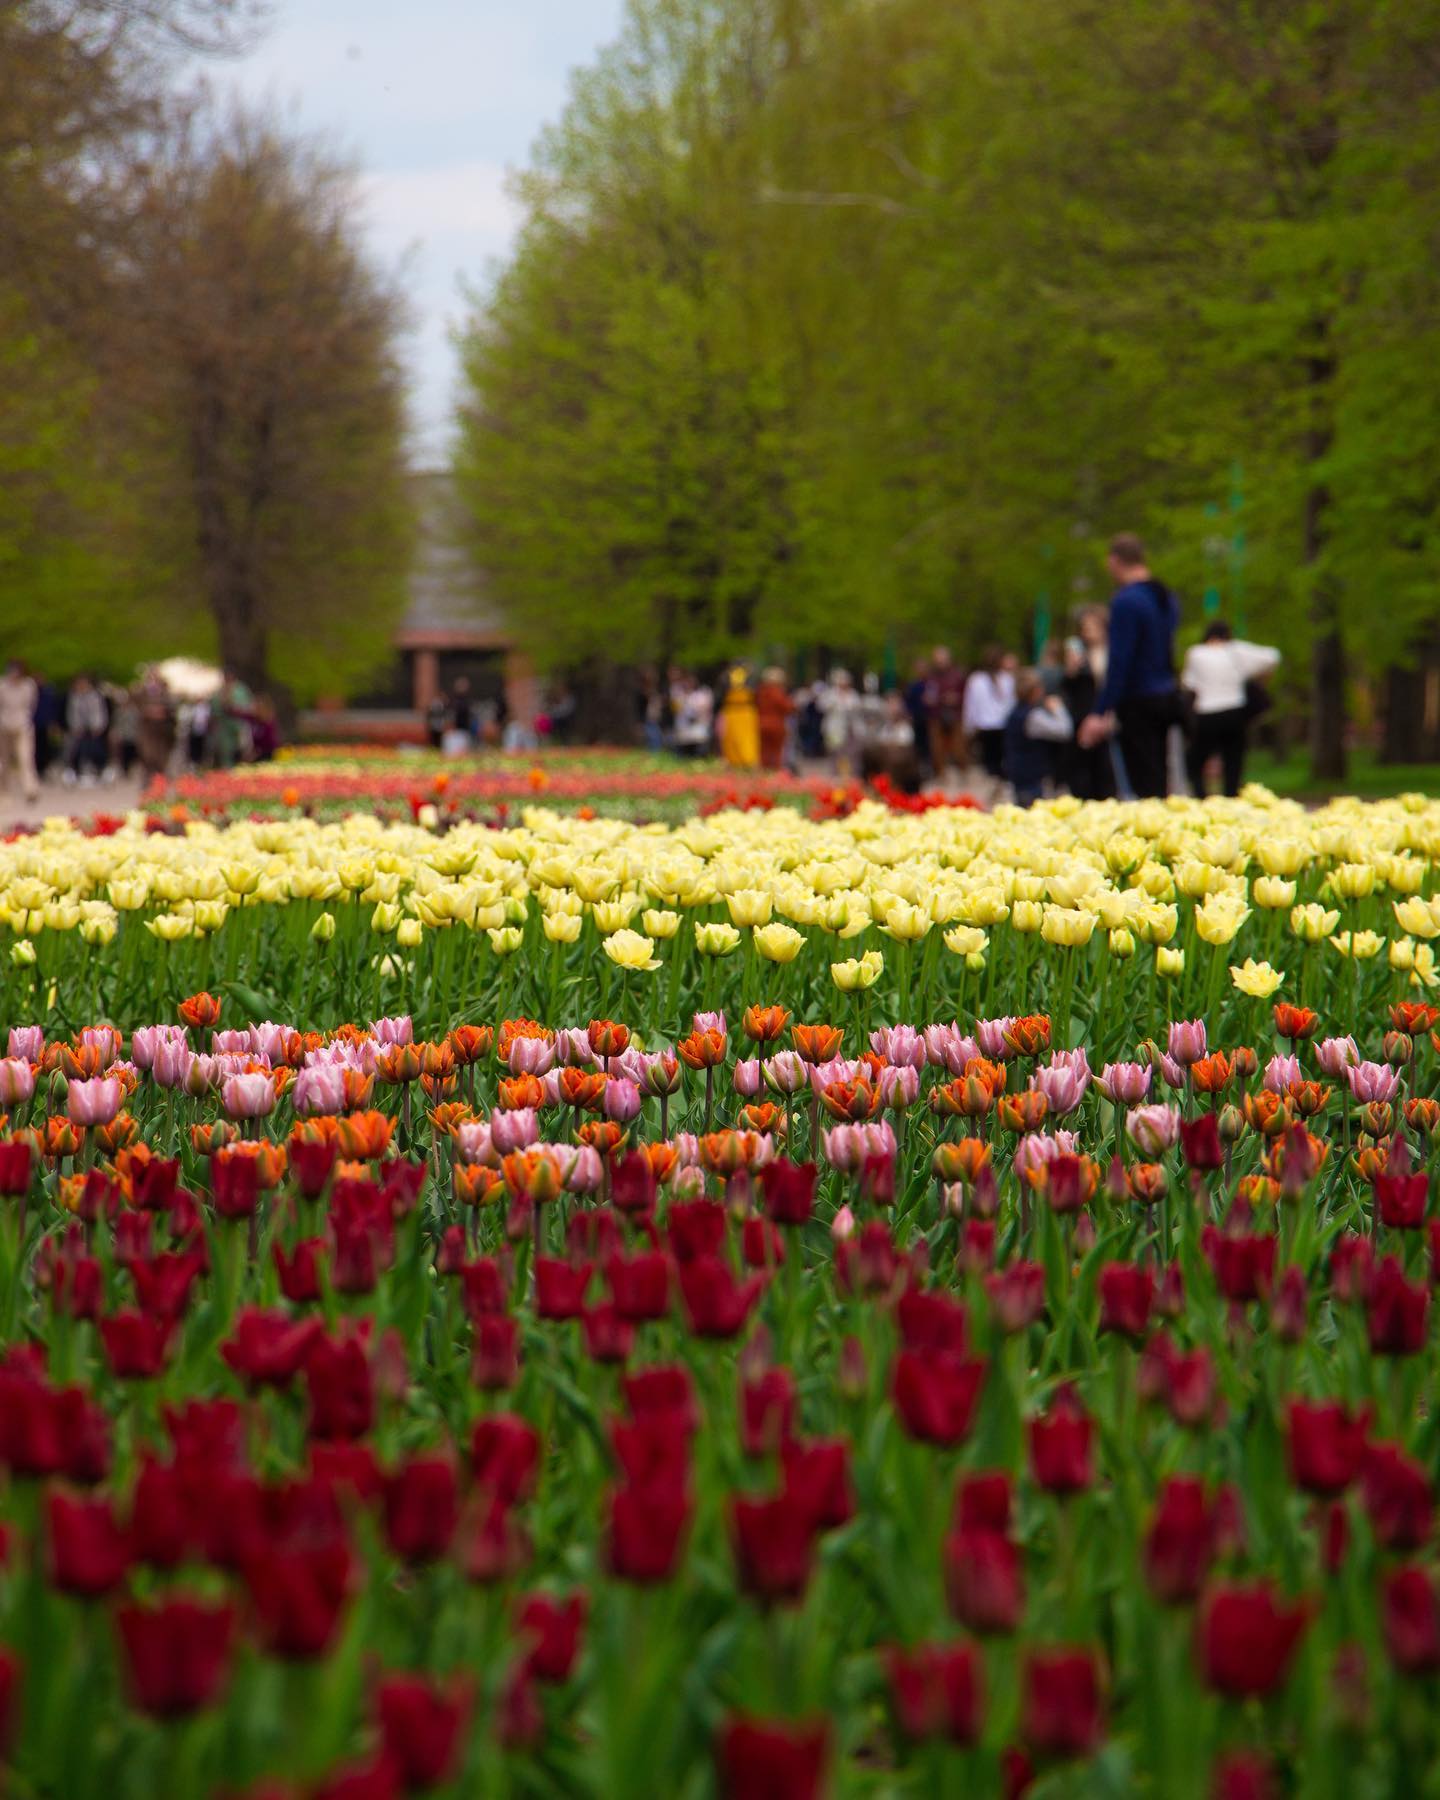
left=1246, top=744, right=1440, bottom=800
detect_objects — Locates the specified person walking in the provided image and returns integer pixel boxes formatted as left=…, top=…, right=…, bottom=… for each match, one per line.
left=1078, top=534, right=1181, bottom=798
left=754, top=668, right=794, bottom=771
left=923, top=647, right=968, bottom=778
left=134, top=671, right=176, bottom=781
left=1182, top=621, right=1280, bottom=797
left=1058, top=631, right=1114, bottom=800
left=717, top=666, right=760, bottom=770
left=0, top=659, right=39, bottom=804
left=64, top=674, right=110, bottom=784
left=961, top=646, right=1017, bottom=795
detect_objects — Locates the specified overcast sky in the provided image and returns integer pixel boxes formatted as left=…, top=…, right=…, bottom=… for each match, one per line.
left=225, top=0, right=627, bottom=461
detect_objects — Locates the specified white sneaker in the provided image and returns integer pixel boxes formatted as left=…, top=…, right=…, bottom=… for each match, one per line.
left=61, top=768, right=77, bottom=787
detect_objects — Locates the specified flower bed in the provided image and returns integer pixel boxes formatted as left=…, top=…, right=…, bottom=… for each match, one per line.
left=0, top=791, right=1438, bottom=1792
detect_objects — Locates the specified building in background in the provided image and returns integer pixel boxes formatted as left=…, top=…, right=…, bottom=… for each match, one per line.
left=305, top=472, right=534, bottom=742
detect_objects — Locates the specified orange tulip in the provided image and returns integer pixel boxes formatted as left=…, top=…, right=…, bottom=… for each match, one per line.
left=791, top=1023, right=843, bottom=1064
left=336, top=1110, right=394, bottom=1161
left=559, top=1069, right=608, bottom=1111
left=742, top=1005, right=791, bottom=1044
left=497, top=1074, right=547, bottom=1112
left=448, top=1024, right=494, bottom=1066
left=588, top=1019, right=630, bottom=1059
left=678, top=1029, right=727, bottom=1072
left=178, top=991, right=223, bottom=1030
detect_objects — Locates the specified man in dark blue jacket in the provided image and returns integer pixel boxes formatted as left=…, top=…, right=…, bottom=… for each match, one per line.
left=1077, top=533, right=1180, bottom=798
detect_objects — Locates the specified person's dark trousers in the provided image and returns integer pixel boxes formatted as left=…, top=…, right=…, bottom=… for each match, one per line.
left=1187, top=706, right=1248, bottom=798
left=1116, top=695, right=1174, bottom=798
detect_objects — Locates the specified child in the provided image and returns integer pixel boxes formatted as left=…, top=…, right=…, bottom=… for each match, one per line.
left=1002, top=668, right=1073, bottom=806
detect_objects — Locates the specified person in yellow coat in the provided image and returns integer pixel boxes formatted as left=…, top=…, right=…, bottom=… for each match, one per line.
left=717, top=666, right=760, bottom=770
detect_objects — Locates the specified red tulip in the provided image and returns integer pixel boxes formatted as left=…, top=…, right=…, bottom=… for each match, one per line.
left=291, top=1135, right=339, bottom=1199
left=98, top=1309, right=173, bottom=1379
left=1287, top=1399, right=1370, bottom=1497
left=0, top=1139, right=32, bottom=1197
left=835, top=1220, right=900, bottom=1297
left=986, top=1262, right=1046, bottom=1333
left=605, top=1249, right=671, bottom=1322
left=212, top=1150, right=260, bottom=1219
left=605, top=1480, right=690, bottom=1583
left=1143, top=1477, right=1216, bottom=1604
left=1021, top=1647, right=1104, bottom=1758
left=223, top=1308, right=322, bottom=1389
left=580, top=1302, right=634, bottom=1363
left=1361, top=1441, right=1433, bottom=1549
left=312, top=1759, right=399, bottom=1800
left=383, top=1455, right=459, bottom=1563
left=781, top=1439, right=854, bottom=1532
left=1382, top=1565, right=1440, bottom=1675
left=459, top=1257, right=507, bottom=1318
left=740, top=1368, right=796, bottom=1458
left=897, top=1287, right=969, bottom=1355
left=472, top=1314, right=520, bottom=1391
left=945, top=1527, right=1024, bottom=1634
left=1029, top=1385, right=1094, bottom=1494
left=887, top=1641, right=983, bottom=1745
left=1211, top=1751, right=1278, bottom=1800
left=893, top=1351, right=987, bottom=1446
left=717, top=1716, right=828, bottom=1800
left=1097, top=1262, right=1154, bottom=1338
left=115, top=1595, right=235, bottom=1717
left=731, top=1489, right=816, bottom=1602
left=666, top=1199, right=727, bottom=1263
left=1201, top=1227, right=1275, bottom=1303
left=1331, top=1232, right=1374, bottom=1302
left=759, top=1159, right=817, bottom=1226
left=609, top=1150, right=657, bottom=1216
left=470, top=1415, right=539, bottom=1506
left=1197, top=1582, right=1308, bottom=1698
left=0, top=1647, right=19, bottom=1757
left=955, top=1471, right=1013, bottom=1534
left=534, top=1257, right=592, bottom=1319
left=1375, top=1171, right=1428, bottom=1230
left=514, top=1591, right=586, bottom=1682
left=275, top=1237, right=326, bottom=1304
left=244, top=1538, right=354, bottom=1660
left=375, top=1672, right=471, bottom=1791
left=1180, top=1112, right=1224, bottom=1171
left=1367, top=1256, right=1430, bottom=1355
left=677, top=1257, right=763, bottom=1337
left=305, top=1331, right=375, bottom=1439
left=46, top=1489, right=130, bottom=1597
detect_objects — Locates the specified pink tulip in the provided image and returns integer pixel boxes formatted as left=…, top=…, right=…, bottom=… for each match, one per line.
left=78, top=1025, right=121, bottom=1060
left=878, top=1065, right=920, bottom=1109
left=831, top=1204, right=857, bottom=1242
left=1263, top=1054, right=1303, bottom=1095
left=213, top=1029, right=253, bottom=1056
left=612, top=1048, right=648, bottom=1085
left=6, top=1026, right=43, bottom=1061
left=1167, top=1019, right=1207, bottom=1067
left=732, top=1059, right=763, bottom=1099
left=252, top=1022, right=291, bottom=1064
left=150, top=1041, right=191, bottom=1089
left=372, top=1015, right=413, bottom=1046
left=1032, top=1064, right=1085, bottom=1117
left=563, top=1146, right=603, bottom=1194
left=221, top=1072, right=276, bottom=1121
left=821, top=1121, right=897, bottom=1172
left=554, top=1028, right=595, bottom=1067
left=1316, top=1036, right=1359, bottom=1078
left=491, top=1109, right=539, bottom=1153
left=976, top=1017, right=1018, bottom=1060
left=130, top=1024, right=185, bottom=1071
left=693, top=1010, right=727, bottom=1038
left=293, top=1065, right=346, bottom=1117
left=182, top=1053, right=220, bottom=1098
left=923, top=1023, right=961, bottom=1067
left=870, top=1024, right=925, bottom=1069
left=603, top=1078, right=643, bottom=1124
left=1097, top=1062, right=1152, bottom=1105
left=508, top=1037, right=555, bottom=1077
left=672, top=1165, right=707, bottom=1201
left=0, top=1059, right=36, bottom=1106
left=67, top=1077, right=122, bottom=1127
left=673, top=1133, right=701, bottom=1166
left=1013, top=1130, right=1080, bottom=1179
left=762, top=1051, right=808, bottom=1097
left=1126, top=1104, right=1182, bottom=1156
left=1346, top=1061, right=1399, bottom=1105
left=453, top=1122, right=496, bottom=1165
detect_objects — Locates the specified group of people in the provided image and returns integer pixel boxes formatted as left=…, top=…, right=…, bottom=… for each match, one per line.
left=0, top=660, right=279, bottom=803
left=655, top=533, right=1280, bottom=802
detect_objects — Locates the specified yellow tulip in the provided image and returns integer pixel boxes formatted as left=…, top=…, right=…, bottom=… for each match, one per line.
left=1194, top=894, right=1250, bottom=946
left=543, top=911, right=582, bottom=944
left=604, top=928, right=661, bottom=971
left=1230, top=957, right=1283, bottom=997
left=1011, top=900, right=1044, bottom=934
left=79, top=916, right=117, bottom=947
left=726, top=889, right=774, bottom=928
left=1041, top=905, right=1095, bottom=948
left=10, top=939, right=36, bottom=967
left=943, top=925, right=987, bottom=957
left=1108, top=928, right=1136, bottom=959
left=1328, top=929, right=1382, bottom=959
left=642, top=908, right=681, bottom=940
left=832, top=950, right=883, bottom=991
left=1290, top=903, right=1340, bottom=942
left=487, top=926, right=524, bottom=956
left=754, top=923, right=805, bottom=963
left=145, top=913, right=193, bottom=942
left=310, top=911, right=337, bottom=942
left=1251, top=877, right=1297, bottom=910
left=396, top=918, right=424, bottom=949
left=695, top=922, right=741, bottom=957
left=1156, top=946, right=1185, bottom=978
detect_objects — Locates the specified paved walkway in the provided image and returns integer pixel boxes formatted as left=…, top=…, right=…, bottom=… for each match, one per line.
left=0, top=775, right=148, bottom=835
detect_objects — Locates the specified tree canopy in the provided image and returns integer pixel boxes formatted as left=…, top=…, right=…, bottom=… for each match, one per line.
left=455, top=0, right=1440, bottom=776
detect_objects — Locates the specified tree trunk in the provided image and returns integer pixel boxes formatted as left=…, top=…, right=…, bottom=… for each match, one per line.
left=209, top=572, right=270, bottom=694
left=1383, top=662, right=1426, bottom=764
left=1303, top=332, right=1346, bottom=784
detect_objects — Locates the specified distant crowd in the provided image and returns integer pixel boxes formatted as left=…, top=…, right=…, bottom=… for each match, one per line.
left=651, top=535, right=1281, bottom=803
left=0, top=663, right=279, bottom=803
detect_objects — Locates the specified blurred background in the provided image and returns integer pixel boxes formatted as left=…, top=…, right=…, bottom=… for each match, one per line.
left=3, top=0, right=1440, bottom=797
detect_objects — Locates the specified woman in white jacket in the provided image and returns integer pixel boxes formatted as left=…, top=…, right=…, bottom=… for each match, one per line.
left=1181, top=621, right=1280, bottom=797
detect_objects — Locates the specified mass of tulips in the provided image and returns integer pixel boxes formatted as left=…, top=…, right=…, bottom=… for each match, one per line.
left=3, top=789, right=1440, bottom=1792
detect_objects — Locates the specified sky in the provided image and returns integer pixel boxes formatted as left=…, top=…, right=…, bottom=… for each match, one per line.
left=224, top=0, right=627, bottom=462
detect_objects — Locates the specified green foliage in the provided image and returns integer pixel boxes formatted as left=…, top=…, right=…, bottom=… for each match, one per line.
left=455, top=0, right=1440, bottom=768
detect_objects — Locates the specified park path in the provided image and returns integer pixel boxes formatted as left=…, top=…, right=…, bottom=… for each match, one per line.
left=0, top=775, right=148, bottom=837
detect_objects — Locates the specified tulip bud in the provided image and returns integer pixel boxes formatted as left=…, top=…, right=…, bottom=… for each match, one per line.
left=10, top=940, right=36, bottom=968
left=1384, top=1031, right=1414, bottom=1067
left=1217, top=1103, right=1245, bottom=1143
left=310, top=911, right=336, bottom=942
left=396, top=918, right=423, bottom=948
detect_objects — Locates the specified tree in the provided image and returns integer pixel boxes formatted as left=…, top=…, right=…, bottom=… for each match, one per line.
left=111, top=112, right=414, bottom=700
